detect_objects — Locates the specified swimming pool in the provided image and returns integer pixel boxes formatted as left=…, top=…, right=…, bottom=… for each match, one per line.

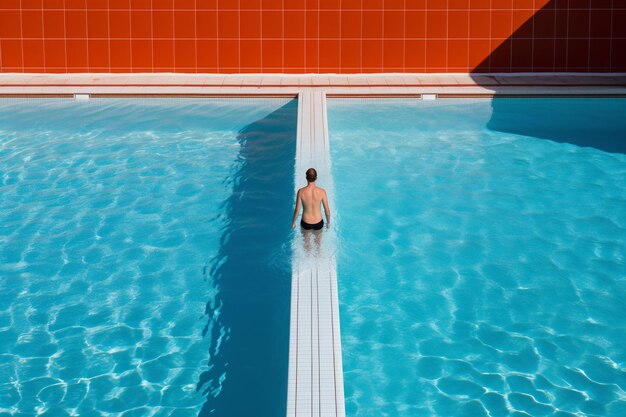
left=2, top=95, right=625, bottom=416
left=328, top=98, right=626, bottom=417
left=0, top=98, right=297, bottom=416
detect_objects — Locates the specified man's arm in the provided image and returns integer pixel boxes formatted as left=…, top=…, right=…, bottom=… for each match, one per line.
left=291, top=189, right=301, bottom=229
left=322, top=190, right=331, bottom=228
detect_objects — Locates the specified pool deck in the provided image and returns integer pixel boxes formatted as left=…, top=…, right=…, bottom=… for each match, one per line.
left=1, top=73, right=626, bottom=97
left=288, top=90, right=345, bottom=417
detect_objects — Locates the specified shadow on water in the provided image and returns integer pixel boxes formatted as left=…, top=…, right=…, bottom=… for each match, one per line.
left=196, top=99, right=298, bottom=417
left=486, top=98, right=626, bottom=155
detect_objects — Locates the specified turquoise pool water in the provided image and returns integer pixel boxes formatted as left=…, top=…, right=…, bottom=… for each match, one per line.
left=329, top=99, right=626, bottom=417
left=0, top=98, right=296, bottom=416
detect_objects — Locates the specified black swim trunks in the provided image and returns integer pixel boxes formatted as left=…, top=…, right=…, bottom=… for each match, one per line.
left=300, top=219, right=324, bottom=230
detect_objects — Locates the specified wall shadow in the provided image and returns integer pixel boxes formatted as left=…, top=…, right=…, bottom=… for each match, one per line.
left=471, top=2, right=626, bottom=155
left=485, top=98, right=626, bottom=154
left=472, top=1, right=623, bottom=73
left=196, top=99, right=297, bottom=417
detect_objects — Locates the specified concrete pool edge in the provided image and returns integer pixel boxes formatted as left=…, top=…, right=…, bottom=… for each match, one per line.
left=1, top=73, right=626, bottom=98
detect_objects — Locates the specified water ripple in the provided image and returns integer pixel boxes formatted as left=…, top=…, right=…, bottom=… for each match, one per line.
left=329, top=98, right=626, bottom=417
left=0, top=98, right=293, bottom=415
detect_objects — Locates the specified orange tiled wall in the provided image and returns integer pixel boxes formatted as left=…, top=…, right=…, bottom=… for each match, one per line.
left=0, top=0, right=624, bottom=73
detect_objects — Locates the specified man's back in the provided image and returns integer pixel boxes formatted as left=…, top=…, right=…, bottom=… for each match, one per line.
left=299, top=185, right=326, bottom=224
left=292, top=167, right=330, bottom=230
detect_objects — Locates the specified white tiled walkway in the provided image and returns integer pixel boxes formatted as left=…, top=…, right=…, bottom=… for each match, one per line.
left=286, top=91, right=345, bottom=417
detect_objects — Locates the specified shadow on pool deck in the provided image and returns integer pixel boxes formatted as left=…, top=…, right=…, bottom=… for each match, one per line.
left=196, top=99, right=297, bottom=417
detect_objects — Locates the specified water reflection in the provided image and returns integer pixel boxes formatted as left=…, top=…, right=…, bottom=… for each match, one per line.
left=196, top=99, right=298, bottom=417
left=301, top=228, right=323, bottom=256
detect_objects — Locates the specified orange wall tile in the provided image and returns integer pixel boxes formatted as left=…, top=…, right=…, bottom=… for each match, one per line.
left=0, top=1, right=624, bottom=73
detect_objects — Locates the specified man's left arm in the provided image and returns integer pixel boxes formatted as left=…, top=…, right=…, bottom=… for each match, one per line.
left=322, top=191, right=331, bottom=228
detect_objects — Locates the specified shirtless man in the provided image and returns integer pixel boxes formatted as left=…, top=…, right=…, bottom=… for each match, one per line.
left=292, top=168, right=330, bottom=230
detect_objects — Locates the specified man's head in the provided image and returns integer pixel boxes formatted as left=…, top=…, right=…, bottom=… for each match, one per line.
left=306, top=168, right=317, bottom=182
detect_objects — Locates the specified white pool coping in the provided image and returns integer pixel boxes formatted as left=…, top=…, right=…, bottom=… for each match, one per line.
left=1, top=73, right=625, bottom=97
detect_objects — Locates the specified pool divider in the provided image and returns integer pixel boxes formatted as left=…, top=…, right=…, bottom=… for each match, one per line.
left=286, top=90, right=346, bottom=417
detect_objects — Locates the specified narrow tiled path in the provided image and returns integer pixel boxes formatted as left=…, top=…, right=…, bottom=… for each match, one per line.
left=287, top=91, right=345, bottom=417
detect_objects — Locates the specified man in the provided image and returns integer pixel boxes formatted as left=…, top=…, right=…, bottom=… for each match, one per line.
left=291, top=168, right=330, bottom=230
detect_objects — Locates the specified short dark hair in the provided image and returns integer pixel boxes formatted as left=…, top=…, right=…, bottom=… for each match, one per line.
left=306, top=168, right=317, bottom=182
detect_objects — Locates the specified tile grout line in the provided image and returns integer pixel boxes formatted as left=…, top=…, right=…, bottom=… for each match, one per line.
left=294, top=261, right=299, bottom=417
left=330, top=265, right=338, bottom=417
left=316, top=267, right=321, bottom=417
left=310, top=268, right=313, bottom=417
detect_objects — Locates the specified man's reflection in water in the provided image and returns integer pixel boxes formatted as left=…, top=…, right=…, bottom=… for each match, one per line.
left=301, top=227, right=323, bottom=256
